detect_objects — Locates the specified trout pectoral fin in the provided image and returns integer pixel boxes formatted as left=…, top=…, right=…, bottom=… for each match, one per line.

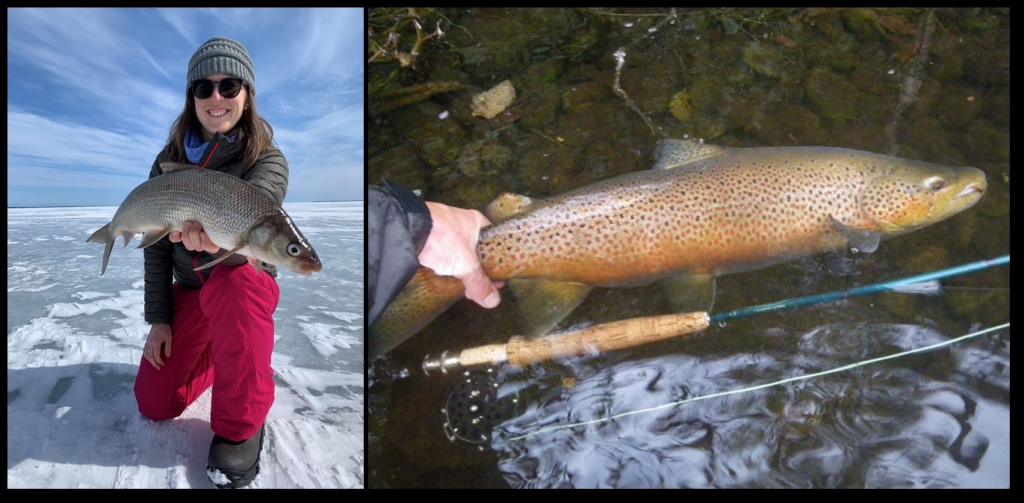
left=660, top=273, right=717, bottom=314
left=508, top=279, right=592, bottom=337
left=252, top=259, right=263, bottom=274
left=193, top=243, right=247, bottom=272
left=136, top=228, right=172, bottom=249
left=830, top=215, right=881, bottom=253
left=370, top=267, right=465, bottom=361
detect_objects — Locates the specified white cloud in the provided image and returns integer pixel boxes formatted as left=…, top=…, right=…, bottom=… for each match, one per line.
left=259, top=8, right=363, bottom=101
left=7, top=109, right=162, bottom=189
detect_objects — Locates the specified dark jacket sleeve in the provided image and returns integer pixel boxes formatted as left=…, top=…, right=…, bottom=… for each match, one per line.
left=143, top=156, right=175, bottom=325
left=367, top=181, right=432, bottom=327
left=242, top=147, right=288, bottom=205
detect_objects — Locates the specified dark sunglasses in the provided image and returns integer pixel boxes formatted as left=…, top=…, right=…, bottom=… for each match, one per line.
left=191, top=78, right=244, bottom=99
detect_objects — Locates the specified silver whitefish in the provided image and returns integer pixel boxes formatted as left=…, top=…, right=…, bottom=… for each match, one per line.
left=87, top=162, right=322, bottom=276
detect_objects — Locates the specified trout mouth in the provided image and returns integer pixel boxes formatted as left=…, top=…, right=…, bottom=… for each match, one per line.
left=955, top=168, right=987, bottom=200
left=946, top=178, right=986, bottom=213
left=954, top=181, right=986, bottom=200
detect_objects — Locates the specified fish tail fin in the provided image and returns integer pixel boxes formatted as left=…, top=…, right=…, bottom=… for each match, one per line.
left=86, top=223, right=110, bottom=244
left=100, top=239, right=114, bottom=276
left=87, top=223, right=114, bottom=276
left=370, top=267, right=465, bottom=361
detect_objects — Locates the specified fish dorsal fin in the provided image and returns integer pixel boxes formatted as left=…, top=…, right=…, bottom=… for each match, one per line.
left=159, top=162, right=198, bottom=173
left=508, top=279, right=592, bottom=337
left=829, top=215, right=881, bottom=253
left=485, top=192, right=536, bottom=222
left=652, top=139, right=727, bottom=170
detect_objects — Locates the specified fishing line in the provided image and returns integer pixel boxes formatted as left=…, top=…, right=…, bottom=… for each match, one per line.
left=503, top=321, right=1010, bottom=442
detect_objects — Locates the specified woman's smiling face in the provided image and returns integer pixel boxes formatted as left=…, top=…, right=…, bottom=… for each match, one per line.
left=194, top=73, right=247, bottom=141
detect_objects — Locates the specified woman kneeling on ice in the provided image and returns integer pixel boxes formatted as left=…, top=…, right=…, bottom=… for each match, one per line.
left=134, top=36, right=285, bottom=489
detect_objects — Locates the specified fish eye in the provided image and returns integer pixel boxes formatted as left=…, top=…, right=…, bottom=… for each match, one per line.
left=925, top=177, right=946, bottom=192
left=287, top=243, right=302, bottom=256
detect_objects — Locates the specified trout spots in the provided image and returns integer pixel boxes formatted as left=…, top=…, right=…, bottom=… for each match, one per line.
left=476, top=143, right=982, bottom=287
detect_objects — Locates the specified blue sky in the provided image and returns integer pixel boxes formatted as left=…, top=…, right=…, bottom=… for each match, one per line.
left=7, top=8, right=364, bottom=207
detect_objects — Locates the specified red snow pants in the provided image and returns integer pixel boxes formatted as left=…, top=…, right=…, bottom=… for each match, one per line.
left=134, top=263, right=280, bottom=442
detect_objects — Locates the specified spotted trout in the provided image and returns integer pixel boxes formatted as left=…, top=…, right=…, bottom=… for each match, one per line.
left=372, top=139, right=986, bottom=357
left=87, top=162, right=322, bottom=276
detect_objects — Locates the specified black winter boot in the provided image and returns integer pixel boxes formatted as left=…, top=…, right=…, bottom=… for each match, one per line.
left=207, top=424, right=265, bottom=489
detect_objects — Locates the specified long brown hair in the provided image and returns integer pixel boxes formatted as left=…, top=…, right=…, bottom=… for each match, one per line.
left=163, top=84, right=275, bottom=173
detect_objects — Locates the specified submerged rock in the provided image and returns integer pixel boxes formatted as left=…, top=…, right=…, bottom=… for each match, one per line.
left=472, top=80, right=517, bottom=119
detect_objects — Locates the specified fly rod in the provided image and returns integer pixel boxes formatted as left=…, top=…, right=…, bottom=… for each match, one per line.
left=422, top=254, right=1009, bottom=375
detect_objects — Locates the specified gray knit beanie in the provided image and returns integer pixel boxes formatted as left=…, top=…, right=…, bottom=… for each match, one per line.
left=187, top=37, right=255, bottom=93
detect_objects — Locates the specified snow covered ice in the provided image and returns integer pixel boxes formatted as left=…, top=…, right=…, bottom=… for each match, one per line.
left=8, top=202, right=364, bottom=488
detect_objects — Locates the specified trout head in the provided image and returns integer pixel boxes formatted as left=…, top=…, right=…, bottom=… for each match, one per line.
left=860, top=159, right=987, bottom=236
left=247, top=211, right=323, bottom=275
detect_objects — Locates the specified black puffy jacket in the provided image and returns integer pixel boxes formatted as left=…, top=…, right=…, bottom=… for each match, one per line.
left=143, top=131, right=288, bottom=325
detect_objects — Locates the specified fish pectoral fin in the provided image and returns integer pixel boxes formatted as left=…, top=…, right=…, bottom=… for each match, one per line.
left=369, top=267, right=465, bottom=361
left=193, top=243, right=247, bottom=272
left=484, top=193, right=536, bottom=222
left=829, top=215, right=880, bottom=253
left=251, top=259, right=263, bottom=274
left=660, top=273, right=717, bottom=314
left=135, top=229, right=170, bottom=249
left=508, top=279, right=592, bottom=338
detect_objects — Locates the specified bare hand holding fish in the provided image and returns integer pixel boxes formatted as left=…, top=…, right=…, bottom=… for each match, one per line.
left=419, top=202, right=502, bottom=308
left=169, top=220, right=258, bottom=268
left=171, top=220, right=220, bottom=254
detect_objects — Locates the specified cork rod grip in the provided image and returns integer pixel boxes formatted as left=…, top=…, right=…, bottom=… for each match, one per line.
left=504, top=311, right=710, bottom=367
